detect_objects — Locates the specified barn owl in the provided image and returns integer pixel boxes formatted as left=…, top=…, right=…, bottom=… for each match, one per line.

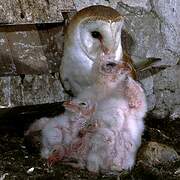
left=60, top=5, right=125, bottom=96
left=65, top=70, right=147, bottom=173
left=83, top=74, right=147, bottom=172
left=76, top=57, right=132, bottom=103
left=40, top=97, right=95, bottom=164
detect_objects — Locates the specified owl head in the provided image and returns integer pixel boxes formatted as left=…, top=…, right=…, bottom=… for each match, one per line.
left=65, top=5, right=124, bottom=62
left=91, top=57, right=132, bottom=84
left=63, top=98, right=96, bottom=118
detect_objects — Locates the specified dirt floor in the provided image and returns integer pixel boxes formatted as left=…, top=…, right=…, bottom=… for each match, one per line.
left=0, top=105, right=180, bottom=180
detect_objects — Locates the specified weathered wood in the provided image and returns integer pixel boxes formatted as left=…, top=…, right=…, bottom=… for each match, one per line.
left=0, top=73, right=69, bottom=108
left=0, top=0, right=75, bottom=24
left=0, top=23, right=64, bottom=75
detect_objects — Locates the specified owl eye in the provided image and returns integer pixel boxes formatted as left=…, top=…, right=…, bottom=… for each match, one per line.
left=79, top=102, right=87, bottom=107
left=91, top=31, right=102, bottom=39
left=101, top=61, right=118, bottom=73
left=106, top=62, right=117, bottom=68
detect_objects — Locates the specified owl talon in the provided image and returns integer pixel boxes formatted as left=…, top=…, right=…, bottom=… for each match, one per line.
left=47, top=155, right=60, bottom=167
left=47, top=147, right=65, bottom=167
left=47, top=152, right=62, bottom=167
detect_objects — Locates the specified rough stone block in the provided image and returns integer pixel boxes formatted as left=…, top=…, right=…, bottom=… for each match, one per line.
left=0, top=73, right=69, bottom=108
left=0, top=0, right=75, bottom=24
left=0, top=24, right=64, bottom=75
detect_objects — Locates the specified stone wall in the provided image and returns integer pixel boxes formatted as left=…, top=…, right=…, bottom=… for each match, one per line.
left=0, top=0, right=75, bottom=24
left=0, top=0, right=75, bottom=108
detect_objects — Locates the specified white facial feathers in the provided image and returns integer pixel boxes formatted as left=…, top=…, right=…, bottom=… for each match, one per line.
left=79, top=20, right=124, bottom=59
left=60, top=6, right=124, bottom=95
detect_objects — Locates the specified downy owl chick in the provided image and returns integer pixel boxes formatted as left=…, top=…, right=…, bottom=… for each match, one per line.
left=67, top=65, right=144, bottom=173
left=41, top=97, right=95, bottom=164
left=77, top=57, right=132, bottom=103
left=82, top=62, right=147, bottom=171
left=85, top=75, right=147, bottom=172
left=60, top=5, right=124, bottom=96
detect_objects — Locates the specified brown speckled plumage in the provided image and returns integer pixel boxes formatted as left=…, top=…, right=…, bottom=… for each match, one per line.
left=66, top=5, right=124, bottom=36
left=123, top=52, right=137, bottom=80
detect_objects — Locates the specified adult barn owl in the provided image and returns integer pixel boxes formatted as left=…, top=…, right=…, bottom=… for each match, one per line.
left=60, top=5, right=125, bottom=95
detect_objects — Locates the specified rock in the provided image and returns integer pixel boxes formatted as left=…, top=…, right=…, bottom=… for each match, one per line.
left=152, top=66, right=180, bottom=119
left=175, top=167, right=180, bottom=175
left=138, top=141, right=179, bottom=166
left=119, top=0, right=151, bottom=11
left=0, top=0, right=75, bottom=24
left=0, top=24, right=64, bottom=75
left=73, top=0, right=118, bottom=10
left=0, top=73, right=69, bottom=107
left=170, top=105, right=180, bottom=121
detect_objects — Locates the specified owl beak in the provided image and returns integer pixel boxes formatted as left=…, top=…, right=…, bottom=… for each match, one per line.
left=99, top=38, right=111, bottom=55
left=102, top=45, right=110, bottom=55
left=100, top=43, right=123, bottom=63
